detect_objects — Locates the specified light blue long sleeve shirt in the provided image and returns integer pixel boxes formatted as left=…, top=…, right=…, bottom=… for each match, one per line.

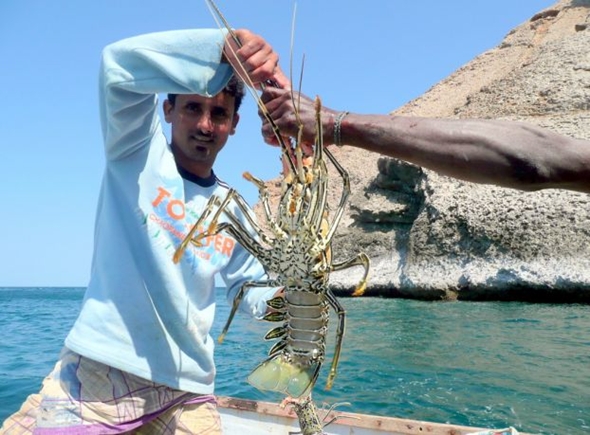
left=65, top=29, right=275, bottom=394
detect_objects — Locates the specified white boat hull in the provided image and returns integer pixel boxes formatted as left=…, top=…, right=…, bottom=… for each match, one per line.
left=217, top=396, right=523, bottom=435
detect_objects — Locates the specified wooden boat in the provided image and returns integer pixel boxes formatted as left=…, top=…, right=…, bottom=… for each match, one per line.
left=217, top=396, right=524, bottom=435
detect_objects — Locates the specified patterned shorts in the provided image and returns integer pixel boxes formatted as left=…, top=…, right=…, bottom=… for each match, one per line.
left=0, top=348, right=221, bottom=434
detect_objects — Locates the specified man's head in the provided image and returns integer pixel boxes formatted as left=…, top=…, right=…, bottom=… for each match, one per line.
left=164, top=76, right=245, bottom=178
left=166, top=75, right=245, bottom=114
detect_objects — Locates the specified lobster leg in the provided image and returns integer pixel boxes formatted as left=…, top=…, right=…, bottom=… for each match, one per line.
left=174, top=189, right=274, bottom=264
left=243, top=171, right=284, bottom=238
left=324, top=289, right=346, bottom=390
left=330, top=252, right=371, bottom=296
left=194, top=188, right=271, bottom=247
left=321, top=148, right=351, bottom=244
left=218, top=278, right=284, bottom=343
left=173, top=194, right=222, bottom=263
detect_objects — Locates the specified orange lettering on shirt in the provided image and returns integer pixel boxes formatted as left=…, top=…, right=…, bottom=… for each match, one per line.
left=167, top=199, right=185, bottom=220
left=152, top=187, right=171, bottom=207
left=214, top=234, right=224, bottom=252
left=221, top=237, right=235, bottom=256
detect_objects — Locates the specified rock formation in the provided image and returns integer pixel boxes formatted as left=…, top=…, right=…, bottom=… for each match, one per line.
left=255, top=0, right=590, bottom=302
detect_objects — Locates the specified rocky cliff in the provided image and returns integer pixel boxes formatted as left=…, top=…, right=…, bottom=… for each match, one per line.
left=255, top=0, right=590, bottom=302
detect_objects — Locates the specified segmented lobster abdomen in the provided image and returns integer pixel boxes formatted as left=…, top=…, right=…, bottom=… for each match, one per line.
left=283, top=288, right=329, bottom=363
left=247, top=283, right=330, bottom=398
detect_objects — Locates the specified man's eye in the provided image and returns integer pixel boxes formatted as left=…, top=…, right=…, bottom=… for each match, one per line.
left=212, top=109, right=229, bottom=121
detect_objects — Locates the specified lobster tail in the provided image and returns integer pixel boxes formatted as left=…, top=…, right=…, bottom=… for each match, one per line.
left=247, top=354, right=320, bottom=398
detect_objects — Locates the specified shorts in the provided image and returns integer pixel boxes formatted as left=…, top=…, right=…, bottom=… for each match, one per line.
left=0, top=348, right=221, bottom=434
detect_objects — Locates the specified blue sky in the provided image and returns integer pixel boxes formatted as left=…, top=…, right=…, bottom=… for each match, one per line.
left=0, top=0, right=555, bottom=286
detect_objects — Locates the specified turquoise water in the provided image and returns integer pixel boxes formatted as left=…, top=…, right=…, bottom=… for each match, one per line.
left=0, top=287, right=588, bottom=434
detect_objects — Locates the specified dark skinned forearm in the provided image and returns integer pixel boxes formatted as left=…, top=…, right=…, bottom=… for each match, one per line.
left=338, top=115, right=590, bottom=192
left=261, top=88, right=590, bottom=193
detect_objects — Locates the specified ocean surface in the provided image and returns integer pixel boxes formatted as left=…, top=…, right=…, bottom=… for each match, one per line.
left=0, top=287, right=588, bottom=434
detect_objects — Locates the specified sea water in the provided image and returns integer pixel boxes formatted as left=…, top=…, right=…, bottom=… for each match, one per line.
left=0, top=287, right=588, bottom=434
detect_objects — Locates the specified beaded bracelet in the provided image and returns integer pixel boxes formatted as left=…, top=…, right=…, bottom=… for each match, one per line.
left=333, top=111, right=350, bottom=147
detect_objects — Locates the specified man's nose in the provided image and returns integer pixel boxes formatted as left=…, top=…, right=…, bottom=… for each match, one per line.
left=196, top=113, right=213, bottom=133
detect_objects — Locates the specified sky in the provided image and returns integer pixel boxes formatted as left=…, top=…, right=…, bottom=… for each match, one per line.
left=0, top=0, right=556, bottom=287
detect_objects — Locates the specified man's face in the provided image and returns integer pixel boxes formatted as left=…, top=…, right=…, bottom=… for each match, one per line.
left=164, top=93, right=239, bottom=178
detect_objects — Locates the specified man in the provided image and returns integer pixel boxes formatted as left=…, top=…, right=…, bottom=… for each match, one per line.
left=2, top=29, right=288, bottom=434
left=260, top=88, right=590, bottom=193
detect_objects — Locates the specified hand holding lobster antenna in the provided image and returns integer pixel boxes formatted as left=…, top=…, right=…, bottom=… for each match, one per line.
left=207, top=0, right=289, bottom=90
left=223, top=29, right=290, bottom=90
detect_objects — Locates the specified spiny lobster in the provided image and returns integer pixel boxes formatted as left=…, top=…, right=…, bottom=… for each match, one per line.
left=174, top=0, right=370, bottom=432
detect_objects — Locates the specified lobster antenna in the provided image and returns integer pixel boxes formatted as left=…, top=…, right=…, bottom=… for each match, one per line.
left=205, top=0, right=254, bottom=90
left=204, top=0, right=297, bottom=176
left=286, top=3, right=308, bottom=183
left=206, top=0, right=281, bottom=92
left=289, top=3, right=305, bottom=129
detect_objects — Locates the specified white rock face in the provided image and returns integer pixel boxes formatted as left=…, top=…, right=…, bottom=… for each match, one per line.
left=256, top=1, right=590, bottom=302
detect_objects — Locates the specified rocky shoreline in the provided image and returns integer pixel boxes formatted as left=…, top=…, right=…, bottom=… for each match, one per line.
left=255, top=0, right=590, bottom=303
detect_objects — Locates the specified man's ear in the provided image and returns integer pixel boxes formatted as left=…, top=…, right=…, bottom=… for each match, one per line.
left=230, top=113, right=240, bottom=135
left=163, top=99, right=173, bottom=123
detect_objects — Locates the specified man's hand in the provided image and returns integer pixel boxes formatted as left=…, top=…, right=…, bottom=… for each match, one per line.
left=260, top=87, right=336, bottom=148
left=224, top=29, right=290, bottom=90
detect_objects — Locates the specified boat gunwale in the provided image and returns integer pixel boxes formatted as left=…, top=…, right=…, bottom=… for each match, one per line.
left=216, top=396, right=526, bottom=435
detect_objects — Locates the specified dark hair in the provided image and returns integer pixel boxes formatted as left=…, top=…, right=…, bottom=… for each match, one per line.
left=167, top=75, right=245, bottom=113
